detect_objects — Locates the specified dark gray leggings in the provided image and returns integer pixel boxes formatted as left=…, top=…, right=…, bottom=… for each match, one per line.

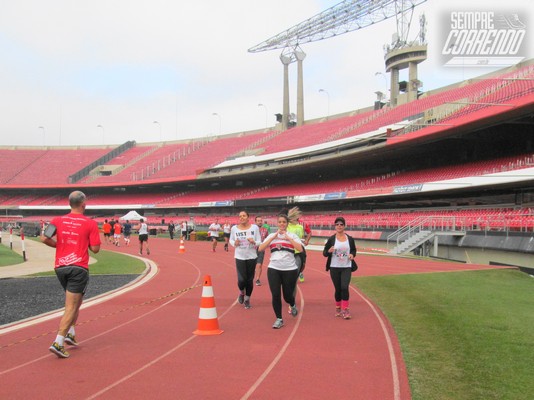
left=267, top=268, right=299, bottom=319
left=329, top=267, right=352, bottom=302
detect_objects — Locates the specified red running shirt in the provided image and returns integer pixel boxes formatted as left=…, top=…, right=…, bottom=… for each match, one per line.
left=50, top=213, right=101, bottom=269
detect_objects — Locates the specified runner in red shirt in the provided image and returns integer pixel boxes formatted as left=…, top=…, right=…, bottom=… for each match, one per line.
left=41, top=191, right=101, bottom=358
left=102, top=219, right=112, bottom=244
left=113, top=221, right=122, bottom=246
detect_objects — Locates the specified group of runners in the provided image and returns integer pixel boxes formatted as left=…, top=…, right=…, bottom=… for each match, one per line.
left=41, top=192, right=357, bottom=358
left=101, top=218, right=132, bottom=247
left=207, top=208, right=318, bottom=328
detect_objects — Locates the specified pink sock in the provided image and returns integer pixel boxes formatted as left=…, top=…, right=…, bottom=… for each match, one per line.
left=335, top=301, right=341, bottom=308
left=341, top=300, right=349, bottom=310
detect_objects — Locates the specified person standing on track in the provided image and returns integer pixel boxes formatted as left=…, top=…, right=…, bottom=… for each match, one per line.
left=137, top=218, right=150, bottom=256
left=254, top=215, right=270, bottom=286
left=259, top=213, right=303, bottom=329
left=168, top=220, right=175, bottom=240
left=208, top=218, right=222, bottom=252
left=322, top=216, right=357, bottom=320
left=41, top=190, right=101, bottom=358
left=181, top=220, right=188, bottom=240
left=229, top=211, right=261, bottom=309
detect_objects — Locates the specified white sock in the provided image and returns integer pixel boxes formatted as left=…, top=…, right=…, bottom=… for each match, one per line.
left=244, top=295, right=250, bottom=301
left=55, top=335, right=65, bottom=346
left=68, top=326, right=75, bottom=336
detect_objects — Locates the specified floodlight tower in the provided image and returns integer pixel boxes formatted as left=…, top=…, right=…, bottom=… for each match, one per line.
left=384, top=9, right=428, bottom=106
left=248, top=0, right=428, bottom=129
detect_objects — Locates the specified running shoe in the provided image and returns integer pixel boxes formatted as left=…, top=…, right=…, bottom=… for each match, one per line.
left=342, top=309, right=352, bottom=320
left=238, top=292, right=245, bottom=304
left=49, top=342, right=70, bottom=358
left=272, top=318, right=284, bottom=329
left=64, top=333, right=78, bottom=346
left=290, top=304, right=298, bottom=317
left=255, top=279, right=261, bottom=286
left=335, top=307, right=343, bottom=317
left=244, top=300, right=251, bottom=309
left=299, top=273, right=304, bottom=282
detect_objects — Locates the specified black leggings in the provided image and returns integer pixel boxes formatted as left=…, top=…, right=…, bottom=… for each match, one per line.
left=329, top=267, right=352, bottom=302
left=236, top=258, right=257, bottom=296
left=268, top=268, right=299, bottom=319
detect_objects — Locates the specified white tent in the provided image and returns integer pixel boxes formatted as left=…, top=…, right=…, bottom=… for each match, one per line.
left=119, top=210, right=144, bottom=221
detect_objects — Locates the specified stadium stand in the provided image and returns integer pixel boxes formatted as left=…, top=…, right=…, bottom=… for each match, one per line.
left=1, top=61, right=533, bottom=265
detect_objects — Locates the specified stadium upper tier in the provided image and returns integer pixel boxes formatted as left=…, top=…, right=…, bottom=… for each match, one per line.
left=1, top=153, right=532, bottom=208
left=0, top=62, right=532, bottom=188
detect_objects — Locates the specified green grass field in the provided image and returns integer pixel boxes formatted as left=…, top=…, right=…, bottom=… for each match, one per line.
left=354, top=269, right=534, bottom=400
left=32, top=251, right=146, bottom=276
left=0, top=244, right=145, bottom=275
left=0, top=244, right=25, bottom=267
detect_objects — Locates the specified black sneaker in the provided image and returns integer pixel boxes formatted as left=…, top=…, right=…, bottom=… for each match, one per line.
left=64, top=333, right=78, bottom=346
left=255, top=279, right=261, bottom=286
left=244, top=300, right=251, bottom=309
left=49, top=342, right=70, bottom=358
left=237, top=293, right=245, bottom=304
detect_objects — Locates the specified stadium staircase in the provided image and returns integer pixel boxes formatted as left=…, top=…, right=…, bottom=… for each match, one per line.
left=387, top=216, right=466, bottom=255
left=81, top=144, right=162, bottom=183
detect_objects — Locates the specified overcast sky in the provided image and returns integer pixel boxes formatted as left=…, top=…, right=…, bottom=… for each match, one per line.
left=0, top=0, right=531, bottom=147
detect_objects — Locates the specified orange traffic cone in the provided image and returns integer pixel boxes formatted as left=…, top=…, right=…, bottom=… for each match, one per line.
left=193, top=275, right=223, bottom=335
left=178, top=239, right=186, bottom=253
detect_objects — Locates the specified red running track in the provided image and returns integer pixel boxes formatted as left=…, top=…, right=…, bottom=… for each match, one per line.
left=0, top=238, right=500, bottom=399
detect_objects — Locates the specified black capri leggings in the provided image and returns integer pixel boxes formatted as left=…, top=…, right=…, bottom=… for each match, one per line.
left=329, top=267, right=352, bottom=302
left=235, top=258, right=257, bottom=296
left=267, top=268, right=299, bottom=319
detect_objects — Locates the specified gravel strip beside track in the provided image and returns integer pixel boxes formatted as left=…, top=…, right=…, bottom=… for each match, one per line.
left=0, top=274, right=140, bottom=326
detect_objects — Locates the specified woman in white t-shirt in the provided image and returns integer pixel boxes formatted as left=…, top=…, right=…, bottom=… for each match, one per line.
left=258, top=213, right=303, bottom=329
left=229, top=211, right=261, bottom=309
left=322, top=216, right=357, bottom=320
left=222, top=221, right=232, bottom=252
left=207, top=218, right=221, bottom=252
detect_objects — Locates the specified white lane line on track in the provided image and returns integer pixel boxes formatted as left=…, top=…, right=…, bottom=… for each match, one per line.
left=239, top=286, right=304, bottom=400
left=85, top=268, right=239, bottom=398
left=0, top=259, right=200, bottom=377
left=0, top=256, right=158, bottom=335
left=351, top=285, right=401, bottom=400
left=84, top=258, right=238, bottom=399
left=307, top=261, right=403, bottom=400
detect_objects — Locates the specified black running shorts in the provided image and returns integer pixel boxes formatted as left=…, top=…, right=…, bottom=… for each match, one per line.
left=55, top=266, right=89, bottom=294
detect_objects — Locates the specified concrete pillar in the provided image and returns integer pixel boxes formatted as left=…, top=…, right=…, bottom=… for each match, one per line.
left=280, top=54, right=292, bottom=131
left=390, top=68, right=399, bottom=107
left=295, top=49, right=306, bottom=126
left=408, top=61, right=419, bottom=102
